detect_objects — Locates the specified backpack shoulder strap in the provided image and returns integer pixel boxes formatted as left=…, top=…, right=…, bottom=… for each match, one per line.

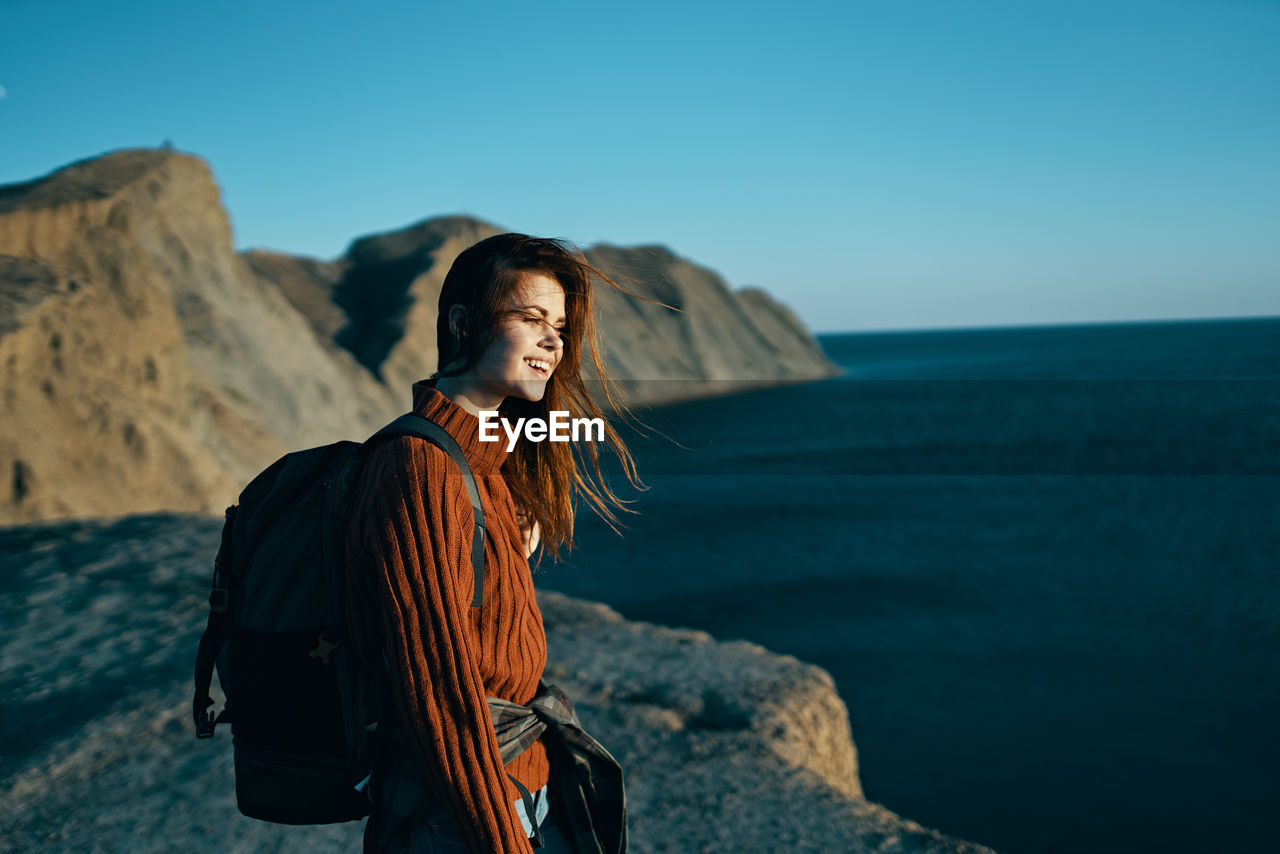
left=368, top=414, right=486, bottom=608
left=195, top=505, right=237, bottom=737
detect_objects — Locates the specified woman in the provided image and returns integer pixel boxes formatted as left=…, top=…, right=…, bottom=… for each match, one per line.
left=345, top=233, right=644, bottom=854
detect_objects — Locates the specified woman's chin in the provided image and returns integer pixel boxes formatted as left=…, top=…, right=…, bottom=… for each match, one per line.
left=509, top=378, right=549, bottom=402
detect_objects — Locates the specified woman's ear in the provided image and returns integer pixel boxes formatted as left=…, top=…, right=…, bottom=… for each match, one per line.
left=448, top=304, right=469, bottom=340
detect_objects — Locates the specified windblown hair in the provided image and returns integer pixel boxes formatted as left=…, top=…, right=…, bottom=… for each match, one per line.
left=433, top=232, right=649, bottom=563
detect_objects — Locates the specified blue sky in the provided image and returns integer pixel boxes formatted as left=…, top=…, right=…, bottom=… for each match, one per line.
left=1, top=0, right=1276, bottom=332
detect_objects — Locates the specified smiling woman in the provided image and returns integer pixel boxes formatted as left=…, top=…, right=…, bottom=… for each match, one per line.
left=343, top=233, right=648, bottom=854
left=440, top=270, right=569, bottom=415
left=429, top=234, right=646, bottom=554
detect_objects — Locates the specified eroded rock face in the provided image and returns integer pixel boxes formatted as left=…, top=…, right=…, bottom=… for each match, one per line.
left=333, top=215, right=507, bottom=393
left=0, top=149, right=838, bottom=525
left=262, top=221, right=841, bottom=406
left=0, top=515, right=991, bottom=853
left=581, top=244, right=839, bottom=404
left=0, top=250, right=231, bottom=523
left=0, top=151, right=397, bottom=524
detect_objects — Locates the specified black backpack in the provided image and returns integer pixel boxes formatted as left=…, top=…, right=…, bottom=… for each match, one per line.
left=192, top=413, right=488, bottom=825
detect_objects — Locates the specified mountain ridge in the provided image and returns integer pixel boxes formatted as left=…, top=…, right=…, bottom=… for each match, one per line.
left=0, top=148, right=838, bottom=524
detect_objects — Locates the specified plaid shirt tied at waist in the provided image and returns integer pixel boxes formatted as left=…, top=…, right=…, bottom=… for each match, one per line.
left=372, top=679, right=627, bottom=854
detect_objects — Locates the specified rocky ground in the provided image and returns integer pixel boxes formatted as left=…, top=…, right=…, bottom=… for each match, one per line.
left=0, top=515, right=992, bottom=853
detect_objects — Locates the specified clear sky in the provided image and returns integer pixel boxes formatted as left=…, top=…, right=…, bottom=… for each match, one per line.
left=1, top=0, right=1276, bottom=333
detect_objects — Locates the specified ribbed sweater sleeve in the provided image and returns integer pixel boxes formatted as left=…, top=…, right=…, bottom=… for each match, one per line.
left=351, top=436, right=535, bottom=854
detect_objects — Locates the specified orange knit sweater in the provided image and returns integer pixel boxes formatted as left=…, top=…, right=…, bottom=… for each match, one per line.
left=345, top=379, right=550, bottom=854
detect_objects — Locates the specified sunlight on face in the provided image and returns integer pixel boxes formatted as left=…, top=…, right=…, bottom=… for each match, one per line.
left=474, top=272, right=567, bottom=404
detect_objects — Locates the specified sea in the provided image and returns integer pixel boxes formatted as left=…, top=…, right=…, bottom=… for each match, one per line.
left=540, top=316, right=1280, bottom=854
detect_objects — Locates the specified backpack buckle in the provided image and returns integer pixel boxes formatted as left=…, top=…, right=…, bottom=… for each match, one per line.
left=310, top=634, right=338, bottom=666
left=209, top=587, right=229, bottom=614
left=196, top=706, right=216, bottom=738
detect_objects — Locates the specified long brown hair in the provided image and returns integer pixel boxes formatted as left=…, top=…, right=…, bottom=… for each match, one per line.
left=433, top=233, right=652, bottom=564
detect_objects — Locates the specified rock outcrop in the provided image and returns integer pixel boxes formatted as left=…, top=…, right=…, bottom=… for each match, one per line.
left=252, top=218, right=839, bottom=404
left=0, top=151, right=397, bottom=524
left=0, top=149, right=838, bottom=525
left=582, top=244, right=837, bottom=404
left=0, top=515, right=991, bottom=853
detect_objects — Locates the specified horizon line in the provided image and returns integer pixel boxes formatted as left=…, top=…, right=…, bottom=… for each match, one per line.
left=814, top=313, right=1280, bottom=337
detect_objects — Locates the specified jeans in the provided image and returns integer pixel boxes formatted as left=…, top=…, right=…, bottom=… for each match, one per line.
left=393, top=784, right=578, bottom=853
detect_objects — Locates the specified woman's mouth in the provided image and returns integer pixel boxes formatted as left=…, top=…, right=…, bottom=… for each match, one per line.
left=524, top=358, right=552, bottom=378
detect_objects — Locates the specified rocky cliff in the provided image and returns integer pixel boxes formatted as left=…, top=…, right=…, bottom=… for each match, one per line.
left=0, top=151, right=397, bottom=524
left=0, top=149, right=838, bottom=525
left=0, top=515, right=991, bottom=854
left=247, top=217, right=839, bottom=404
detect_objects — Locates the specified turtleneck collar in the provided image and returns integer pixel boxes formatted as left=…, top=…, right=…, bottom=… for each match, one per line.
left=411, top=378, right=510, bottom=476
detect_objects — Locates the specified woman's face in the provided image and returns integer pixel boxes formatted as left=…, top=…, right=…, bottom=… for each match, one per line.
left=472, top=272, right=567, bottom=404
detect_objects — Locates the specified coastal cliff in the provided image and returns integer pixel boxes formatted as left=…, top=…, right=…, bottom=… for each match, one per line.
left=0, top=515, right=992, bottom=853
left=0, top=148, right=838, bottom=525
left=0, top=151, right=398, bottom=524
left=0, top=148, right=992, bottom=853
